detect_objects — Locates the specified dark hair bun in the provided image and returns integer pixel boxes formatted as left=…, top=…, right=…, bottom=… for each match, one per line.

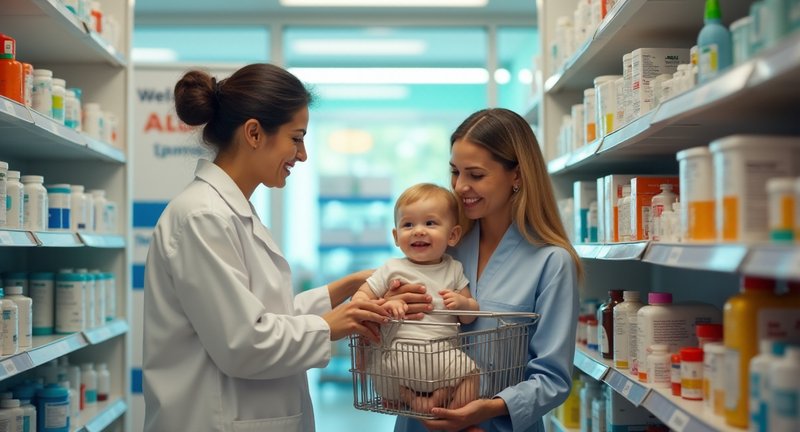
left=174, top=70, right=216, bottom=126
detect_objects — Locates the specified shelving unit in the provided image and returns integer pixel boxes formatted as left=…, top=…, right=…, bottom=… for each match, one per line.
left=0, top=0, right=131, bottom=429
left=538, top=0, right=800, bottom=431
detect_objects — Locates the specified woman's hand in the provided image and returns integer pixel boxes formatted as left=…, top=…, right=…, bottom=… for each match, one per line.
left=323, top=298, right=389, bottom=344
left=384, top=279, right=433, bottom=320
left=421, top=398, right=507, bottom=432
left=383, top=299, right=408, bottom=319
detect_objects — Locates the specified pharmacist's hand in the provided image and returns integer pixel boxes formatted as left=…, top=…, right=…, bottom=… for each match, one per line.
left=383, top=299, right=408, bottom=319
left=385, top=279, right=432, bottom=320
left=323, top=299, right=389, bottom=344
left=422, top=398, right=505, bottom=432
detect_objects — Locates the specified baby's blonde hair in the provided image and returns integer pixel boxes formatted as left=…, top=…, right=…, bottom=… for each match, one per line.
left=394, top=183, right=459, bottom=227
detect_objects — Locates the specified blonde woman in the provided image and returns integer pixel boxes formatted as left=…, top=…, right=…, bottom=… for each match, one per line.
left=390, top=108, right=582, bottom=432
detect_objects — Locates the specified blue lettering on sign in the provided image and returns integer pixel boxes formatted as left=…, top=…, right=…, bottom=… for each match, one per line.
left=137, top=88, right=174, bottom=103
left=153, top=144, right=206, bottom=159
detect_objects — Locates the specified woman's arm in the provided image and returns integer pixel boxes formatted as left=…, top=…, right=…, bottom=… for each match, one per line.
left=327, top=269, right=373, bottom=307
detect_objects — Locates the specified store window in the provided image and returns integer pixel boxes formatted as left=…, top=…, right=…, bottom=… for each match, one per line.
left=496, top=26, right=539, bottom=113
left=132, top=26, right=270, bottom=63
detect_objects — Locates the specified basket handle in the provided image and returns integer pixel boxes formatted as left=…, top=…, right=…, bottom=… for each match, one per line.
left=426, top=309, right=540, bottom=319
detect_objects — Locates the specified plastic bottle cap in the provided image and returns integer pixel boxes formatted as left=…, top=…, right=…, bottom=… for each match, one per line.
left=6, top=286, right=23, bottom=295
left=20, top=175, right=44, bottom=184
left=671, top=353, right=681, bottom=363
left=650, top=344, right=668, bottom=353
left=680, top=347, right=704, bottom=362
left=586, top=317, right=598, bottom=325
left=659, top=184, right=673, bottom=191
left=741, top=276, right=776, bottom=292
left=648, top=292, right=673, bottom=304
left=623, top=291, right=640, bottom=301
left=0, top=399, right=20, bottom=408
left=695, top=323, right=723, bottom=339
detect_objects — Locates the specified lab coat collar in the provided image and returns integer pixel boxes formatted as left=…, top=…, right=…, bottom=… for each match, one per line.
left=194, top=159, right=287, bottom=259
left=194, top=159, right=254, bottom=219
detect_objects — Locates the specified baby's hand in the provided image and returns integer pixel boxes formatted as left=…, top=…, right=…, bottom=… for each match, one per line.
left=383, top=299, right=408, bottom=319
left=440, top=290, right=468, bottom=310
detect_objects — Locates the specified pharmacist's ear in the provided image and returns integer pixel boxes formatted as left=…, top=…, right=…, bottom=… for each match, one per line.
left=243, top=119, right=262, bottom=149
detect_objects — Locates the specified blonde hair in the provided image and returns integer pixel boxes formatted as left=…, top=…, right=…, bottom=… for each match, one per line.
left=394, top=183, right=459, bottom=227
left=450, top=108, right=583, bottom=281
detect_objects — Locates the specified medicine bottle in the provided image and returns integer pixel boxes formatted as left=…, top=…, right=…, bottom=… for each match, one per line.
left=30, top=272, right=55, bottom=335
left=0, top=398, right=23, bottom=432
left=83, top=102, right=103, bottom=140
left=76, top=269, right=95, bottom=329
left=32, top=69, right=53, bottom=117
left=613, top=290, right=643, bottom=371
left=646, top=344, right=671, bottom=388
left=54, top=271, right=84, bottom=334
left=90, top=189, right=108, bottom=232
left=96, top=363, right=110, bottom=401
left=0, top=34, right=24, bottom=104
left=680, top=347, right=703, bottom=400
left=64, top=89, right=80, bottom=130
left=0, top=288, right=19, bottom=356
left=5, top=170, right=23, bottom=229
left=768, top=344, right=800, bottom=432
left=671, top=353, right=681, bottom=396
left=46, top=183, right=71, bottom=231
left=22, top=175, right=47, bottom=231
left=695, top=323, right=723, bottom=348
left=6, top=286, right=31, bottom=348
left=90, top=269, right=105, bottom=328
left=749, top=340, right=786, bottom=430
left=22, top=63, right=33, bottom=107
left=586, top=316, right=598, bottom=351
left=766, top=177, right=796, bottom=242
left=104, top=272, right=116, bottom=321
left=81, top=363, right=97, bottom=408
left=51, top=78, right=66, bottom=124
left=598, top=290, right=623, bottom=359
left=35, top=384, right=69, bottom=432
left=650, top=184, right=678, bottom=241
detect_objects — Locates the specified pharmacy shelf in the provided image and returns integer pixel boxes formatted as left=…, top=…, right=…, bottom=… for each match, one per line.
left=544, top=0, right=751, bottom=93
left=0, top=0, right=126, bottom=66
left=573, top=345, right=740, bottom=432
left=73, top=397, right=127, bottom=432
left=740, top=244, right=800, bottom=282
left=643, top=243, right=749, bottom=273
left=0, top=230, right=38, bottom=247
left=546, top=30, right=800, bottom=177
left=0, top=230, right=125, bottom=248
left=574, top=241, right=649, bottom=260
left=0, top=97, right=126, bottom=164
left=0, top=319, right=128, bottom=382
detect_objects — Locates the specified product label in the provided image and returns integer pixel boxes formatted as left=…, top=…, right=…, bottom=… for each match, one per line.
left=44, top=400, right=69, bottom=428
left=773, top=389, right=799, bottom=418
left=758, top=309, right=800, bottom=341
left=725, top=348, right=741, bottom=410
left=699, top=44, right=719, bottom=79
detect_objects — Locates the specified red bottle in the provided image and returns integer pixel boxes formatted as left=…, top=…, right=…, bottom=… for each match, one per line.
left=0, top=34, right=24, bottom=104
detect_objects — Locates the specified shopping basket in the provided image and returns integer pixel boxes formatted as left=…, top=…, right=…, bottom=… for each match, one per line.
left=349, top=310, right=540, bottom=419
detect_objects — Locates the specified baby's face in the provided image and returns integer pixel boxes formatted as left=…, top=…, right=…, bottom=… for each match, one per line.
left=393, top=197, right=460, bottom=265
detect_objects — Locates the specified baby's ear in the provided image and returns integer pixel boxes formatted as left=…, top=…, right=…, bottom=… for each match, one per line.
left=448, top=224, right=463, bottom=246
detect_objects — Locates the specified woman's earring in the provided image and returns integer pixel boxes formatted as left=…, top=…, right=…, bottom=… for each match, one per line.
left=513, top=185, right=520, bottom=193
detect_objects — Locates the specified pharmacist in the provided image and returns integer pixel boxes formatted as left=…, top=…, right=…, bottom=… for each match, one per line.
left=142, top=63, right=389, bottom=432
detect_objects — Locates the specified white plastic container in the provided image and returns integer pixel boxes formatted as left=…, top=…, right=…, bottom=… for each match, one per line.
left=6, top=286, right=31, bottom=348
left=0, top=161, right=7, bottom=226
left=83, top=102, right=103, bottom=140
left=710, top=135, right=800, bottom=242
left=630, top=48, right=689, bottom=118
left=768, top=345, right=800, bottom=431
left=704, top=341, right=727, bottom=415
left=677, top=146, right=715, bottom=241
left=583, top=88, right=597, bottom=146
left=571, top=104, right=584, bottom=152
left=749, top=340, right=785, bottom=432
left=5, top=170, right=24, bottom=229
left=81, top=363, right=98, bottom=408
left=767, top=177, right=796, bottom=242
left=2, top=272, right=27, bottom=297
left=594, top=75, right=621, bottom=137
left=580, top=376, right=602, bottom=432
left=21, top=175, right=47, bottom=231
left=646, top=344, right=671, bottom=388
left=0, top=288, right=19, bottom=356
left=30, top=272, right=55, bottom=336
left=70, top=185, right=88, bottom=231
left=618, top=184, right=633, bottom=242
left=46, top=183, right=71, bottom=231
left=90, top=189, right=108, bottom=233
left=76, top=269, right=95, bottom=330
left=622, top=52, right=633, bottom=125
left=96, top=362, right=110, bottom=401
left=31, top=69, right=53, bottom=117
left=0, top=398, right=23, bottom=432
left=614, top=77, right=626, bottom=131
left=91, top=269, right=106, bottom=327
left=51, top=78, right=66, bottom=124
left=65, top=89, right=81, bottom=130
left=613, top=290, right=644, bottom=371
left=731, top=16, right=753, bottom=66
left=104, top=272, right=115, bottom=321
left=55, top=272, right=84, bottom=334
left=650, top=184, right=678, bottom=242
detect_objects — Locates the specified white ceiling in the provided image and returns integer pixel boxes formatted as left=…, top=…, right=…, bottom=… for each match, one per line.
left=134, top=0, right=537, bottom=24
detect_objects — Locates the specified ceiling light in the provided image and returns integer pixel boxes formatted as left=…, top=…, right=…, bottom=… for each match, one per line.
left=493, top=68, right=511, bottom=85
left=328, top=129, right=373, bottom=154
left=316, top=85, right=410, bottom=100
left=281, top=0, right=487, bottom=6
left=292, top=39, right=426, bottom=56
left=290, top=67, right=489, bottom=84
left=131, top=48, right=178, bottom=63
left=517, top=68, right=533, bottom=84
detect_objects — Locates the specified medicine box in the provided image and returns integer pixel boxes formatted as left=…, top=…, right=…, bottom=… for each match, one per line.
left=596, top=177, right=606, bottom=243
left=603, top=175, right=636, bottom=243
left=630, top=48, right=689, bottom=119
left=574, top=181, right=597, bottom=243
left=630, top=176, right=679, bottom=240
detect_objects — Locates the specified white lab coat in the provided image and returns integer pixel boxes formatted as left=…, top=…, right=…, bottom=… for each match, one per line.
left=143, top=159, right=332, bottom=432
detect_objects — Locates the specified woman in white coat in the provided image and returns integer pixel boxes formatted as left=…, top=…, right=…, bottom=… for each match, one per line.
left=143, top=63, right=390, bottom=432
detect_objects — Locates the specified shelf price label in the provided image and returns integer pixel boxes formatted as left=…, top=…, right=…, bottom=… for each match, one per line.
left=1, top=359, right=17, bottom=376
left=666, top=409, right=690, bottom=432
left=0, top=231, right=13, bottom=245
left=3, top=99, right=14, bottom=114
left=666, top=247, right=683, bottom=265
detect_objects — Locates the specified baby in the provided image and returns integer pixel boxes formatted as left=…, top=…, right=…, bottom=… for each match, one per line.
left=353, top=183, right=480, bottom=415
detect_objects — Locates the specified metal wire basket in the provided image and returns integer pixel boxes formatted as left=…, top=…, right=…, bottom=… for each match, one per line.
left=349, top=310, right=540, bottom=419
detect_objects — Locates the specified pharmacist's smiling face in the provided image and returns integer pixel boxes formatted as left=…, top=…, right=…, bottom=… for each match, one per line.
left=260, top=106, right=309, bottom=188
